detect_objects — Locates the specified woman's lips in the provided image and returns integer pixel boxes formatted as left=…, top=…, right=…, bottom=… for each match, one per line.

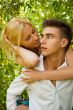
left=34, top=41, right=40, bottom=47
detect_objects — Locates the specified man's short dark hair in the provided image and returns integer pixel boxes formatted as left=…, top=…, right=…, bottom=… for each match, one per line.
left=43, top=19, right=72, bottom=51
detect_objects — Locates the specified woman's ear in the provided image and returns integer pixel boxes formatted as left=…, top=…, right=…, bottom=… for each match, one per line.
left=61, top=38, right=68, bottom=48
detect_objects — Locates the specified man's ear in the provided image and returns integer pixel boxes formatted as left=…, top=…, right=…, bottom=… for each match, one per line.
left=61, top=38, right=68, bottom=48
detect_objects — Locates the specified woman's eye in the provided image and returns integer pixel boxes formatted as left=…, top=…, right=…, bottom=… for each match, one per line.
left=25, top=35, right=31, bottom=41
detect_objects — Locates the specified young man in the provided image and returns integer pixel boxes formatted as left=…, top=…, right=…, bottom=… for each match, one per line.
left=7, top=19, right=73, bottom=110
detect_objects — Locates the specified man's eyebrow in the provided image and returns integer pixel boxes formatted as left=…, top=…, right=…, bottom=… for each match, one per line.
left=46, top=33, right=53, bottom=36
left=41, top=33, right=43, bottom=36
left=41, top=33, right=53, bottom=36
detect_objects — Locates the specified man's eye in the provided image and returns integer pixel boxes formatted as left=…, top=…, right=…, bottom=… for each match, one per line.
left=47, top=35, right=52, bottom=38
left=25, top=36, right=31, bottom=41
left=41, top=34, right=44, bottom=38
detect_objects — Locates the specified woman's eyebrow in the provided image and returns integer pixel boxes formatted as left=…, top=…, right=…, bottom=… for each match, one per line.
left=32, top=28, right=35, bottom=33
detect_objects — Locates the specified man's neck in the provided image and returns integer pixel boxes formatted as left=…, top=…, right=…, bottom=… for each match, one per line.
left=44, top=51, right=66, bottom=70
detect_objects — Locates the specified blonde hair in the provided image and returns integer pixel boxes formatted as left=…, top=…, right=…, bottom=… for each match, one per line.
left=2, top=17, right=32, bottom=60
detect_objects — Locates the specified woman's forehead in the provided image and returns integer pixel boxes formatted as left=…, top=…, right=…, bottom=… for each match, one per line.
left=21, top=24, right=33, bottom=39
left=23, top=24, right=34, bottom=35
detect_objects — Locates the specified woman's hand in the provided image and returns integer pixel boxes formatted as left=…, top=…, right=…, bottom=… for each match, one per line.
left=4, top=36, right=19, bottom=51
left=4, top=36, right=24, bottom=65
left=22, top=69, right=43, bottom=84
left=66, top=48, right=73, bottom=66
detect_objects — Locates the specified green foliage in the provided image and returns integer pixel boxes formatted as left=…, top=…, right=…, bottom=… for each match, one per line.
left=0, top=49, right=21, bottom=109
left=0, top=0, right=73, bottom=109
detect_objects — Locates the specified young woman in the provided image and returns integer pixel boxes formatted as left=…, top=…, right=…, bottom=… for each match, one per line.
left=2, top=17, right=40, bottom=110
left=3, top=17, right=40, bottom=68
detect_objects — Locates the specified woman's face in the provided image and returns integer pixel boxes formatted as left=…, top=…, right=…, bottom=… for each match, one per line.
left=20, top=24, right=40, bottom=50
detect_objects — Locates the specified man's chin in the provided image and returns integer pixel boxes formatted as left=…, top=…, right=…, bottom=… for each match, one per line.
left=41, top=53, right=47, bottom=56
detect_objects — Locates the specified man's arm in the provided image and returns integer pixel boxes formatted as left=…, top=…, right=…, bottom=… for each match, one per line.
left=6, top=72, right=29, bottom=110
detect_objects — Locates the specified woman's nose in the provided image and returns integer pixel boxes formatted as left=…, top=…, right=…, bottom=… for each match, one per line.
left=33, top=34, right=39, bottom=41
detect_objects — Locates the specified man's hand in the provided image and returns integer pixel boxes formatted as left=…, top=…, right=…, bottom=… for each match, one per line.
left=22, top=69, right=43, bottom=84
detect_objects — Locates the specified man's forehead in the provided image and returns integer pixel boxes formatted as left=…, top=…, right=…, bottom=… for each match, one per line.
left=42, top=27, right=60, bottom=34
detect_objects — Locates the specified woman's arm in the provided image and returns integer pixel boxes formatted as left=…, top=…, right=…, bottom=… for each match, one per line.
left=4, top=37, right=39, bottom=68
left=6, top=73, right=29, bottom=110
left=66, top=48, right=73, bottom=66
left=21, top=66, right=73, bottom=83
left=22, top=48, right=73, bottom=83
left=15, top=47, right=39, bottom=68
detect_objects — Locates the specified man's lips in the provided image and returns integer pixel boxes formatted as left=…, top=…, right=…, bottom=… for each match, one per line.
left=41, top=47, right=47, bottom=50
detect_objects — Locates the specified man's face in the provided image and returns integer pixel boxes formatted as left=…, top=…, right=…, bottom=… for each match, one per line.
left=20, top=24, right=40, bottom=50
left=40, top=27, right=64, bottom=56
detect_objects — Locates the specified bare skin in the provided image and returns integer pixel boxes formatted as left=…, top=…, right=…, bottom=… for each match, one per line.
left=15, top=104, right=28, bottom=110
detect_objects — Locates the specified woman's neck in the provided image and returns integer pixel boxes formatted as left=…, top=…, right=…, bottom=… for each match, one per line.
left=32, top=47, right=41, bottom=56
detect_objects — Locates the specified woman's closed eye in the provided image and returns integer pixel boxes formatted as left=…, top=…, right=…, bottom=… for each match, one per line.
left=25, top=35, right=31, bottom=41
